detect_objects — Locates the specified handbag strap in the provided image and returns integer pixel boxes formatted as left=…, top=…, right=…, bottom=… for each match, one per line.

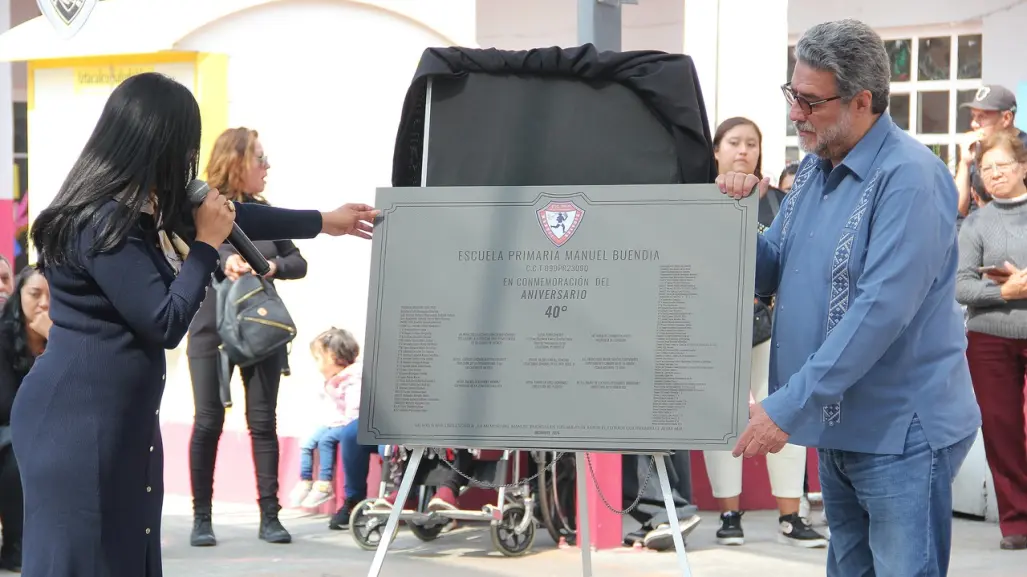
left=218, top=348, right=233, bottom=408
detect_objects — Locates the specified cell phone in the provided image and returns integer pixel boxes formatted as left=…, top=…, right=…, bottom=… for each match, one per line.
left=979, top=265, right=1009, bottom=275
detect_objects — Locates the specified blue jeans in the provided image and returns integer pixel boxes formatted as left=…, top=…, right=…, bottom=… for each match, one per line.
left=299, top=426, right=332, bottom=481
left=819, top=416, right=976, bottom=577
left=335, top=420, right=379, bottom=499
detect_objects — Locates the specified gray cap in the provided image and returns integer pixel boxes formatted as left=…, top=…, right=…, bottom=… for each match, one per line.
left=960, top=85, right=1017, bottom=113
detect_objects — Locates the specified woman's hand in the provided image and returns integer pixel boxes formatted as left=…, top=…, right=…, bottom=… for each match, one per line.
left=29, top=310, right=53, bottom=340
left=320, top=203, right=379, bottom=239
left=223, top=254, right=251, bottom=281
left=194, top=188, right=236, bottom=249
left=999, top=262, right=1027, bottom=300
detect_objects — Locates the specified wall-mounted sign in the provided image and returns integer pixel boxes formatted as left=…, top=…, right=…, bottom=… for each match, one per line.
left=73, top=65, right=155, bottom=93
left=37, top=0, right=98, bottom=39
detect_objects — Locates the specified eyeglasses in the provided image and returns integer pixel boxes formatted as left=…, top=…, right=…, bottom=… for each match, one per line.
left=979, top=160, right=1019, bottom=177
left=781, top=83, right=841, bottom=115
left=256, top=154, right=270, bottom=168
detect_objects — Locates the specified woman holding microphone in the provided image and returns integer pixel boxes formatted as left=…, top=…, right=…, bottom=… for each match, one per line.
left=10, top=72, right=377, bottom=577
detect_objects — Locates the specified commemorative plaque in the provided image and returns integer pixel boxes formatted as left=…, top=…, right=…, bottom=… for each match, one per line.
left=358, top=184, right=758, bottom=451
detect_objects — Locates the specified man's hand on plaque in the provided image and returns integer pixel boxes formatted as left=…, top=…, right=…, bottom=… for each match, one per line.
left=716, top=171, right=771, bottom=200
left=732, top=402, right=789, bottom=458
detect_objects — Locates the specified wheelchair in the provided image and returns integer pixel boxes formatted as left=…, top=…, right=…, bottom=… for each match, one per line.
left=532, top=451, right=578, bottom=545
left=349, top=446, right=538, bottom=556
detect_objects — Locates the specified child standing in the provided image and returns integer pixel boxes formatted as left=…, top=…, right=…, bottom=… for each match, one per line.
left=288, top=328, right=369, bottom=512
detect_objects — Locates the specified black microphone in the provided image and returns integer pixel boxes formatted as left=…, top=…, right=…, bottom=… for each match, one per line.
left=186, top=179, right=271, bottom=277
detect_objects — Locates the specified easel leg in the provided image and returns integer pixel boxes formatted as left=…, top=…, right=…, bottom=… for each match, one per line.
left=575, top=452, right=593, bottom=577
left=367, top=447, right=425, bottom=577
left=653, top=455, right=692, bottom=577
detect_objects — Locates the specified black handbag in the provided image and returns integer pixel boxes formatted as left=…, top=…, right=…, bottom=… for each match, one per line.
left=214, top=274, right=297, bottom=406
left=753, top=298, right=773, bottom=346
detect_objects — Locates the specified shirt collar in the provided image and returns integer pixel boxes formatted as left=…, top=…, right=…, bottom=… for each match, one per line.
left=817, top=112, right=893, bottom=181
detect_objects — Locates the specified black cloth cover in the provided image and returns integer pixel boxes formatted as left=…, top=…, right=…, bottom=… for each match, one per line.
left=392, top=44, right=716, bottom=188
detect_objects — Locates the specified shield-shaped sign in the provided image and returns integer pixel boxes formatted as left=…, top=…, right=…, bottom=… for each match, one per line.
left=37, top=0, right=98, bottom=39
left=536, top=201, right=585, bottom=247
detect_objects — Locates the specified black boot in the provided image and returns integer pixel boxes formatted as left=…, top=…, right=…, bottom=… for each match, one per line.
left=0, top=539, right=21, bottom=572
left=190, top=509, right=217, bottom=547
left=258, top=502, right=292, bottom=544
left=329, top=497, right=363, bottom=530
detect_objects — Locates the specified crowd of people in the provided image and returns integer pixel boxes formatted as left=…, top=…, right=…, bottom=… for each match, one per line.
left=0, top=15, right=1025, bottom=577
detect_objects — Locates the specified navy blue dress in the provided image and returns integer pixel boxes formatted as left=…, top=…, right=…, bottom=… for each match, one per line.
left=10, top=200, right=322, bottom=577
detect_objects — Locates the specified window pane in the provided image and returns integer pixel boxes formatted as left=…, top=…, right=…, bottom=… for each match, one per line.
left=890, top=93, right=911, bottom=131
left=957, top=34, right=982, bottom=79
left=927, top=144, right=950, bottom=166
left=785, top=146, right=800, bottom=164
left=918, top=37, right=951, bottom=81
left=787, top=45, right=796, bottom=82
left=917, top=91, right=950, bottom=134
left=956, top=89, right=977, bottom=133
left=786, top=105, right=795, bottom=136
left=886, top=39, right=912, bottom=81
left=13, top=102, right=26, bottom=154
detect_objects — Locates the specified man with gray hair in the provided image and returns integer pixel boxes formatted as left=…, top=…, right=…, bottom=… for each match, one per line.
left=717, top=19, right=981, bottom=576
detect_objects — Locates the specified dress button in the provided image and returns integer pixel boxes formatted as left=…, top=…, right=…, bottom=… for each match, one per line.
left=809, top=232, right=814, bottom=237
left=822, top=195, right=828, bottom=200
left=146, top=486, right=152, bottom=492
left=145, top=528, right=151, bottom=535
left=162, top=374, right=166, bottom=381
left=155, top=409, right=159, bottom=415
left=150, top=446, right=154, bottom=452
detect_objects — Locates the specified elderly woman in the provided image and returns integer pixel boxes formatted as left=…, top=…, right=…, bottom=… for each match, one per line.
left=956, top=129, right=1027, bottom=551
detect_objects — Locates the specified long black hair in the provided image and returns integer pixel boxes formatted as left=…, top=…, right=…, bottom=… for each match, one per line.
left=0, top=267, right=45, bottom=377
left=31, top=72, right=202, bottom=268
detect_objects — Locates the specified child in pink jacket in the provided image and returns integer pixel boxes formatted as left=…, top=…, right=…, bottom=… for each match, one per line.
left=289, top=328, right=378, bottom=529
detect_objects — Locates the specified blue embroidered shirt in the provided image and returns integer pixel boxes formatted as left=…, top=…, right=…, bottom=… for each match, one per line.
left=758, top=113, right=982, bottom=455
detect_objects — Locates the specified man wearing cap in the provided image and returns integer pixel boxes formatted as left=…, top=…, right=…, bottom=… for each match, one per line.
left=956, top=84, right=1027, bottom=218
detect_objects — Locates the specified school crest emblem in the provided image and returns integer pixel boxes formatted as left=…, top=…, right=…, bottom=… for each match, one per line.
left=537, top=201, right=584, bottom=247
left=37, top=0, right=98, bottom=39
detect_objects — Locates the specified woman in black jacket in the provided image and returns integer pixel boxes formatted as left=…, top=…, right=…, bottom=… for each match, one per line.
left=186, top=128, right=308, bottom=546
left=0, top=266, right=51, bottom=571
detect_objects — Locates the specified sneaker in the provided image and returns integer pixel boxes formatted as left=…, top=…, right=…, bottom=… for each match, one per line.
left=300, top=481, right=335, bottom=508
left=623, top=528, right=647, bottom=547
left=777, top=513, right=828, bottom=548
left=288, top=480, right=313, bottom=508
left=1000, top=535, right=1027, bottom=550
left=643, top=514, right=702, bottom=551
left=716, top=511, right=744, bottom=546
left=329, top=497, right=363, bottom=531
left=427, top=486, right=459, bottom=512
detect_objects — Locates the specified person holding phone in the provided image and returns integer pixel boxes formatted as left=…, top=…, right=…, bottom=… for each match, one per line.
left=956, top=130, right=1027, bottom=550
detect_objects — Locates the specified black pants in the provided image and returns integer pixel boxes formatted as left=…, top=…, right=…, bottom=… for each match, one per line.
left=188, top=353, right=284, bottom=512
left=440, top=449, right=474, bottom=492
left=0, top=445, right=23, bottom=552
left=623, top=452, right=697, bottom=529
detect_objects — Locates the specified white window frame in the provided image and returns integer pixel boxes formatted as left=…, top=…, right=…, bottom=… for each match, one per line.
left=784, top=23, right=983, bottom=173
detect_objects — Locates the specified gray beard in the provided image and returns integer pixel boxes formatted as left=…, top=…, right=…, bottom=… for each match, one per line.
left=798, top=110, right=853, bottom=159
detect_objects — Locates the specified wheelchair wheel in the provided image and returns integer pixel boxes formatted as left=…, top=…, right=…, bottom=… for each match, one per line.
left=349, top=499, right=397, bottom=551
left=538, top=452, right=577, bottom=545
left=408, top=519, right=446, bottom=542
left=491, top=504, right=535, bottom=557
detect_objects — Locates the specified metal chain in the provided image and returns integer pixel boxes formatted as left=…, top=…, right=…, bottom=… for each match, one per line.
left=422, top=449, right=657, bottom=517
left=585, top=452, right=655, bottom=516
left=428, top=448, right=567, bottom=490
